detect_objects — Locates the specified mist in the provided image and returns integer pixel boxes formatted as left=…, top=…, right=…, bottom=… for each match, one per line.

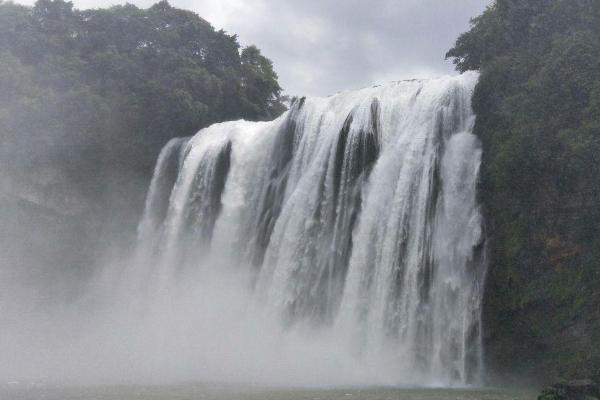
left=0, top=257, right=378, bottom=387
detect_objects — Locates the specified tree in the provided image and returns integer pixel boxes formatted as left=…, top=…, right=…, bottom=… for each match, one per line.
left=240, top=45, right=285, bottom=120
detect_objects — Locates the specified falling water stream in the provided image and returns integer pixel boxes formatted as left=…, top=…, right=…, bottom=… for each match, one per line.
left=133, top=72, right=485, bottom=386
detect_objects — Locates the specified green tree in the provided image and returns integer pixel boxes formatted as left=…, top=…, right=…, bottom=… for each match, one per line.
left=240, top=45, right=285, bottom=120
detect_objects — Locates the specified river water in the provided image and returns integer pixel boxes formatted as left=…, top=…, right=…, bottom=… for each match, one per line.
left=1, top=384, right=536, bottom=400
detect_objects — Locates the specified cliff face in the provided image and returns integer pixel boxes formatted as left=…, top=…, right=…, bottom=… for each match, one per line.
left=0, top=172, right=96, bottom=304
left=480, top=169, right=600, bottom=384
left=446, top=0, right=600, bottom=384
left=0, top=164, right=151, bottom=305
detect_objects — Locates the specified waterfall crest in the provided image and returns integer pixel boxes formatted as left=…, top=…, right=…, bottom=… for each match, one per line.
left=137, top=72, right=485, bottom=386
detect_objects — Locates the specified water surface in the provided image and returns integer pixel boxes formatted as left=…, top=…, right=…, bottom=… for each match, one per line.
left=1, top=384, right=536, bottom=400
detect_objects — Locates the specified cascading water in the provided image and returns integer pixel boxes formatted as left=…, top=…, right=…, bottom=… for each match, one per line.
left=136, top=72, right=485, bottom=386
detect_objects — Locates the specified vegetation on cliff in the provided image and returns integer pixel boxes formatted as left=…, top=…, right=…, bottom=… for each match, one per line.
left=0, top=0, right=284, bottom=200
left=447, top=0, right=600, bottom=383
left=0, top=0, right=284, bottom=285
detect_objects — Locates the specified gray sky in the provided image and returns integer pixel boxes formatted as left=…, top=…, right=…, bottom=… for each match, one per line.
left=18, top=0, right=491, bottom=97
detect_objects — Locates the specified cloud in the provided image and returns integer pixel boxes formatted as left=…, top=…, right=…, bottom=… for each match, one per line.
left=15, top=0, right=491, bottom=96
left=218, top=0, right=491, bottom=96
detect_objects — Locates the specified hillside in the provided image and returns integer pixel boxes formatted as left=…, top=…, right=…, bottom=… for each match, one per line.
left=447, top=0, right=600, bottom=384
left=0, top=0, right=285, bottom=290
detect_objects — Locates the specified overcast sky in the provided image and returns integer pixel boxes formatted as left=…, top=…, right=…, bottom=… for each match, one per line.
left=18, top=0, right=491, bottom=97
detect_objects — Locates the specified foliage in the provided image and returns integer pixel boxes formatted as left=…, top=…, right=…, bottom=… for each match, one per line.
left=0, top=0, right=284, bottom=204
left=447, top=0, right=600, bottom=383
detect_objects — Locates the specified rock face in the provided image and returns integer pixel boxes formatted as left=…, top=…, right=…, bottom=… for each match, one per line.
left=0, top=170, right=89, bottom=217
left=0, top=170, right=99, bottom=304
left=539, top=380, right=600, bottom=400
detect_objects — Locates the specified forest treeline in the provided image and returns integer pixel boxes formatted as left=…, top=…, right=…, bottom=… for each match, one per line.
left=447, top=0, right=600, bottom=383
left=0, top=0, right=285, bottom=283
left=0, top=0, right=284, bottom=205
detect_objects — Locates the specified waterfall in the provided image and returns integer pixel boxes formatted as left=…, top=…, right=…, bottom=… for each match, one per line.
left=136, top=72, right=485, bottom=386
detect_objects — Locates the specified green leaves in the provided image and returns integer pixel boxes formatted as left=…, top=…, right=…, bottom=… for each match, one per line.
left=240, top=45, right=284, bottom=120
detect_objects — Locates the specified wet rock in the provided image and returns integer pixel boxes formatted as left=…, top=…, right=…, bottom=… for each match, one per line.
left=539, top=379, right=600, bottom=400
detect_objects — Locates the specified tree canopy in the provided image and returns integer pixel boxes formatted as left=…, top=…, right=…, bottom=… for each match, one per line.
left=0, top=0, right=285, bottom=197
